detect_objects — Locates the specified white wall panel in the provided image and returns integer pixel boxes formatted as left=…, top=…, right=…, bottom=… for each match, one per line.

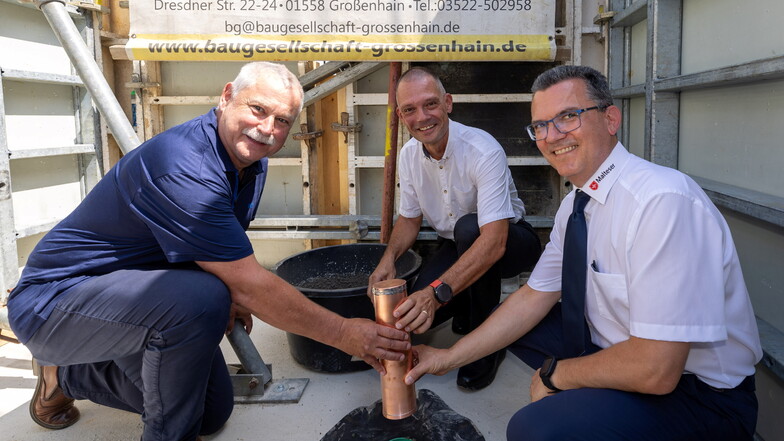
left=10, top=156, right=82, bottom=230
left=682, top=0, right=784, bottom=75
left=629, top=19, right=647, bottom=86
left=16, top=233, right=46, bottom=270
left=250, top=239, right=307, bottom=268
left=627, top=97, right=645, bottom=157
left=722, top=209, right=784, bottom=331
left=257, top=165, right=304, bottom=215
left=162, top=104, right=214, bottom=129
left=0, top=2, right=74, bottom=75
left=3, top=81, right=77, bottom=150
left=679, top=80, right=784, bottom=198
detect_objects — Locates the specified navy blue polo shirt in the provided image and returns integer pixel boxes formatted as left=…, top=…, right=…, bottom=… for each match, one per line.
left=8, top=109, right=266, bottom=343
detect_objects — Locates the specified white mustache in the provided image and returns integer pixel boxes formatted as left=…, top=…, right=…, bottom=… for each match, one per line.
left=242, top=128, right=274, bottom=145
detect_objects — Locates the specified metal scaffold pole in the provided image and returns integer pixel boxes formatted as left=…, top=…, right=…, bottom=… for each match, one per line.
left=34, top=0, right=140, bottom=154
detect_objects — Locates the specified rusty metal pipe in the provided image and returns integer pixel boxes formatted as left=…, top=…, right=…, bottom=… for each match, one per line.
left=380, top=62, right=402, bottom=244
left=372, top=278, right=416, bottom=419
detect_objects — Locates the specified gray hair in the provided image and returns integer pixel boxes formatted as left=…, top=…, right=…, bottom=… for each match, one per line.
left=397, top=66, right=447, bottom=97
left=532, top=65, right=614, bottom=109
left=231, top=62, right=304, bottom=113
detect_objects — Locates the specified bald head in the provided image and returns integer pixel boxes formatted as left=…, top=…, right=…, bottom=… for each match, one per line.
left=396, top=67, right=446, bottom=100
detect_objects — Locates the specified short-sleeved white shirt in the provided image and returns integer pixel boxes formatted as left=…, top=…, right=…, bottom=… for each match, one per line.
left=528, top=143, right=762, bottom=389
left=397, top=119, right=525, bottom=240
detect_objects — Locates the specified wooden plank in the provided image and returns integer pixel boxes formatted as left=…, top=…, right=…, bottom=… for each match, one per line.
left=140, top=61, right=164, bottom=140
left=109, top=44, right=131, bottom=61
left=298, top=61, right=351, bottom=89
left=321, top=91, right=344, bottom=216
left=303, top=63, right=385, bottom=107
left=337, top=88, right=350, bottom=218
left=107, top=0, right=130, bottom=36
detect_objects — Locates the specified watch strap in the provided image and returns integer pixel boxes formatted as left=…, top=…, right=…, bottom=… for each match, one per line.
left=429, top=279, right=451, bottom=305
left=540, top=357, right=562, bottom=392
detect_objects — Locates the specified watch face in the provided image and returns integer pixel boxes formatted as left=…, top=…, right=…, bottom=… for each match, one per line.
left=541, top=356, right=559, bottom=378
left=435, top=283, right=452, bottom=304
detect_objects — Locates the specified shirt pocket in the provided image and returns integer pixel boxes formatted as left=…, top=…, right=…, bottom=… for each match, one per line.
left=589, top=267, right=629, bottom=326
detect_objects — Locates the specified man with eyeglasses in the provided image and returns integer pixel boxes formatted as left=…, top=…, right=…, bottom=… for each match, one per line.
left=404, top=65, right=762, bottom=440
left=368, top=67, right=542, bottom=391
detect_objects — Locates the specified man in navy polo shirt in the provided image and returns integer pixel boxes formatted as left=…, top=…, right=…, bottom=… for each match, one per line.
left=7, top=62, right=410, bottom=441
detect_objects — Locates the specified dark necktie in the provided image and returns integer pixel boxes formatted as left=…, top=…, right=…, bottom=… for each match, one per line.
left=561, top=189, right=591, bottom=357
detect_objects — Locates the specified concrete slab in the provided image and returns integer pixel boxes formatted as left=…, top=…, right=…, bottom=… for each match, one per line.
left=0, top=319, right=534, bottom=440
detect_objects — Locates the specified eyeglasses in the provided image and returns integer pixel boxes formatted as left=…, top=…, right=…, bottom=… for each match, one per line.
left=526, top=106, right=604, bottom=141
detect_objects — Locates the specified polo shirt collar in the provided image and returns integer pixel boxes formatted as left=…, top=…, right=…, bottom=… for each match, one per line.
left=207, top=108, right=264, bottom=177
left=577, top=142, right=630, bottom=204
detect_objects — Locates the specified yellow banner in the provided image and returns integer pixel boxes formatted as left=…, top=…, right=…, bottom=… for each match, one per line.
left=128, top=0, right=556, bottom=61
left=126, top=34, right=554, bottom=61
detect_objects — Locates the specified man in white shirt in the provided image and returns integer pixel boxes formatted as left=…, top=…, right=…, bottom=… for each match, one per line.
left=368, top=67, right=542, bottom=391
left=403, top=65, right=762, bottom=440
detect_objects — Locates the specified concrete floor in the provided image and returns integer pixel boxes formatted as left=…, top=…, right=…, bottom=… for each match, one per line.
left=0, top=317, right=534, bottom=441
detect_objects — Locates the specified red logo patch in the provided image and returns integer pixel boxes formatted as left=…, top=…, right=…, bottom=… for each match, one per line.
left=589, top=181, right=598, bottom=191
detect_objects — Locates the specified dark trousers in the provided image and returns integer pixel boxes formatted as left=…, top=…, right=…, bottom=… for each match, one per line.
left=506, top=304, right=758, bottom=441
left=413, top=214, right=541, bottom=332
left=24, top=269, right=235, bottom=441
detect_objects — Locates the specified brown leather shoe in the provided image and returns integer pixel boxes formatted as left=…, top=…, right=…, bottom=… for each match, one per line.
left=29, top=360, right=80, bottom=429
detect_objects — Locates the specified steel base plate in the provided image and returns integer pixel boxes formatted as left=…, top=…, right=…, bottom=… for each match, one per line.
left=232, top=375, right=309, bottom=404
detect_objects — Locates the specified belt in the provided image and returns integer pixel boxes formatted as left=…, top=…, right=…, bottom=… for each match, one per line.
left=705, top=375, right=755, bottom=393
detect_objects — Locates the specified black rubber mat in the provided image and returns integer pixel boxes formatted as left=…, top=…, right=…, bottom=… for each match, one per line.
left=320, top=389, right=485, bottom=441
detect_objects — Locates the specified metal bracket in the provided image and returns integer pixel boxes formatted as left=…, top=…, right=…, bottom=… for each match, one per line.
left=330, top=112, right=362, bottom=143
left=349, top=220, right=368, bottom=239
left=292, top=123, right=323, bottom=149
left=228, top=364, right=309, bottom=404
left=226, top=321, right=309, bottom=404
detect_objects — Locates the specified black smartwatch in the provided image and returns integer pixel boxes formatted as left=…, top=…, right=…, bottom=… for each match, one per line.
left=539, top=356, right=562, bottom=392
left=429, top=279, right=453, bottom=305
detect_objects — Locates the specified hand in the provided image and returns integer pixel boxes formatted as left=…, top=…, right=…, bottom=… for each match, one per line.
left=404, top=344, right=452, bottom=385
left=393, top=287, right=438, bottom=334
left=367, top=260, right=398, bottom=300
left=530, top=368, right=558, bottom=402
left=338, top=318, right=411, bottom=374
left=227, top=303, right=253, bottom=335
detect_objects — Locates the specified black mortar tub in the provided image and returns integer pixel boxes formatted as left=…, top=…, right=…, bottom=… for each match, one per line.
left=273, top=243, right=421, bottom=373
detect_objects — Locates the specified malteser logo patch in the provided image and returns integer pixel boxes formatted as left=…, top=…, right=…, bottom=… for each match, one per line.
left=591, top=163, right=616, bottom=191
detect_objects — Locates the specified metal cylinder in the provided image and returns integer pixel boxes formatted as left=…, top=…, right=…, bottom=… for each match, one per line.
left=372, top=279, right=416, bottom=420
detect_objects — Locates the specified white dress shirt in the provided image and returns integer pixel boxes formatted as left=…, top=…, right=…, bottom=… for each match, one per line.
left=397, top=119, right=525, bottom=240
left=528, top=143, right=762, bottom=389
